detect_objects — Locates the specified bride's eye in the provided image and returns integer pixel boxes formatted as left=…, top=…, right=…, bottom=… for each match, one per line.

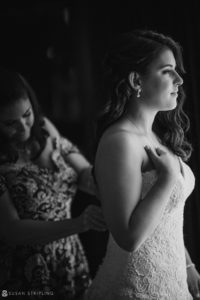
left=162, top=70, right=171, bottom=74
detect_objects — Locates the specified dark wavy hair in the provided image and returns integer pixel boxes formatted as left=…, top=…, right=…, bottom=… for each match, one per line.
left=0, top=67, right=48, bottom=164
left=94, top=29, right=192, bottom=161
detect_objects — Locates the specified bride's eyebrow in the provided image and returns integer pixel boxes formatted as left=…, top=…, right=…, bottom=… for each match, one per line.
left=159, top=64, right=176, bottom=69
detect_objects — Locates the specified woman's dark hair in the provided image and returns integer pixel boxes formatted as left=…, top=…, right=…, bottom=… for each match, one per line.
left=94, top=29, right=192, bottom=161
left=0, top=67, right=48, bottom=163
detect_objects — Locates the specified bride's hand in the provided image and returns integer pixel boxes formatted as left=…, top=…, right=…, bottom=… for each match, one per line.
left=144, top=146, right=179, bottom=180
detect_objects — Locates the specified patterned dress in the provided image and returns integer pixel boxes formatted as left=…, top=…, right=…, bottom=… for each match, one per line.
left=0, top=137, right=91, bottom=300
left=85, top=159, right=194, bottom=300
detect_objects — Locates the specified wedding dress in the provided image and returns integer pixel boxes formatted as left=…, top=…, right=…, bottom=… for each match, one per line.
left=85, top=159, right=194, bottom=300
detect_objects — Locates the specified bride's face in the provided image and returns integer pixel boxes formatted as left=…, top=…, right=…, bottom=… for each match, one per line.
left=140, top=49, right=183, bottom=111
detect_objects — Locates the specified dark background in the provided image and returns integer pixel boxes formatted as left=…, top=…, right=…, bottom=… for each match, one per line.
left=0, top=0, right=199, bottom=276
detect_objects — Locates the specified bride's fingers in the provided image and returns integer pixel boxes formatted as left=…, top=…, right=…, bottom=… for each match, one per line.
left=155, top=147, right=166, bottom=156
left=144, top=145, right=166, bottom=158
left=144, top=145, right=158, bottom=161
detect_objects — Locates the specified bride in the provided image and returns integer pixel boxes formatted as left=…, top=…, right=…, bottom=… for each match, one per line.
left=85, top=29, right=200, bottom=300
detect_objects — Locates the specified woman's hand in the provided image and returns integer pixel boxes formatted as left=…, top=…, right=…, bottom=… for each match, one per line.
left=187, top=265, right=200, bottom=299
left=144, top=146, right=180, bottom=179
left=81, top=205, right=107, bottom=232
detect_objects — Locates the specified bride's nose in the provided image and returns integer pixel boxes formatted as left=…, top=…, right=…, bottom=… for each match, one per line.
left=175, top=72, right=183, bottom=86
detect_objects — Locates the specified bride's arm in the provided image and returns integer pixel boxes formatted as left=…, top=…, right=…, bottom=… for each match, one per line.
left=95, top=131, right=179, bottom=252
left=185, top=247, right=195, bottom=268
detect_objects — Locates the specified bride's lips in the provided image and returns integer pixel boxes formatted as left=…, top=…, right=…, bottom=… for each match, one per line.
left=171, top=91, right=178, bottom=95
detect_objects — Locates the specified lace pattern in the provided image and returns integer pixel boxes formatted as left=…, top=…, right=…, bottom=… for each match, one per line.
left=85, top=161, right=195, bottom=300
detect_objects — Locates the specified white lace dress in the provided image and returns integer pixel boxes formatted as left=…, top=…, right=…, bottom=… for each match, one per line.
left=85, top=160, right=195, bottom=300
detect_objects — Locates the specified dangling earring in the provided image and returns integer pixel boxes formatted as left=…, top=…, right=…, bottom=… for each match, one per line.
left=136, top=87, right=142, bottom=98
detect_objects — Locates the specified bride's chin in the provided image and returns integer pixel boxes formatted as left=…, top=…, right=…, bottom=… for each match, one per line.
left=165, top=100, right=177, bottom=111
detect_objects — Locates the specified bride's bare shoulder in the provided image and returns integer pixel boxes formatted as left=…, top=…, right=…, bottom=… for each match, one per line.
left=97, top=124, right=144, bottom=162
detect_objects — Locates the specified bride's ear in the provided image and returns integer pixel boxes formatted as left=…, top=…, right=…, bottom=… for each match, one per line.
left=128, top=72, right=141, bottom=90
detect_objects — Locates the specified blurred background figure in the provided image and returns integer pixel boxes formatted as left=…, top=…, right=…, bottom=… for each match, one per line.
left=0, top=68, right=106, bottom=299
